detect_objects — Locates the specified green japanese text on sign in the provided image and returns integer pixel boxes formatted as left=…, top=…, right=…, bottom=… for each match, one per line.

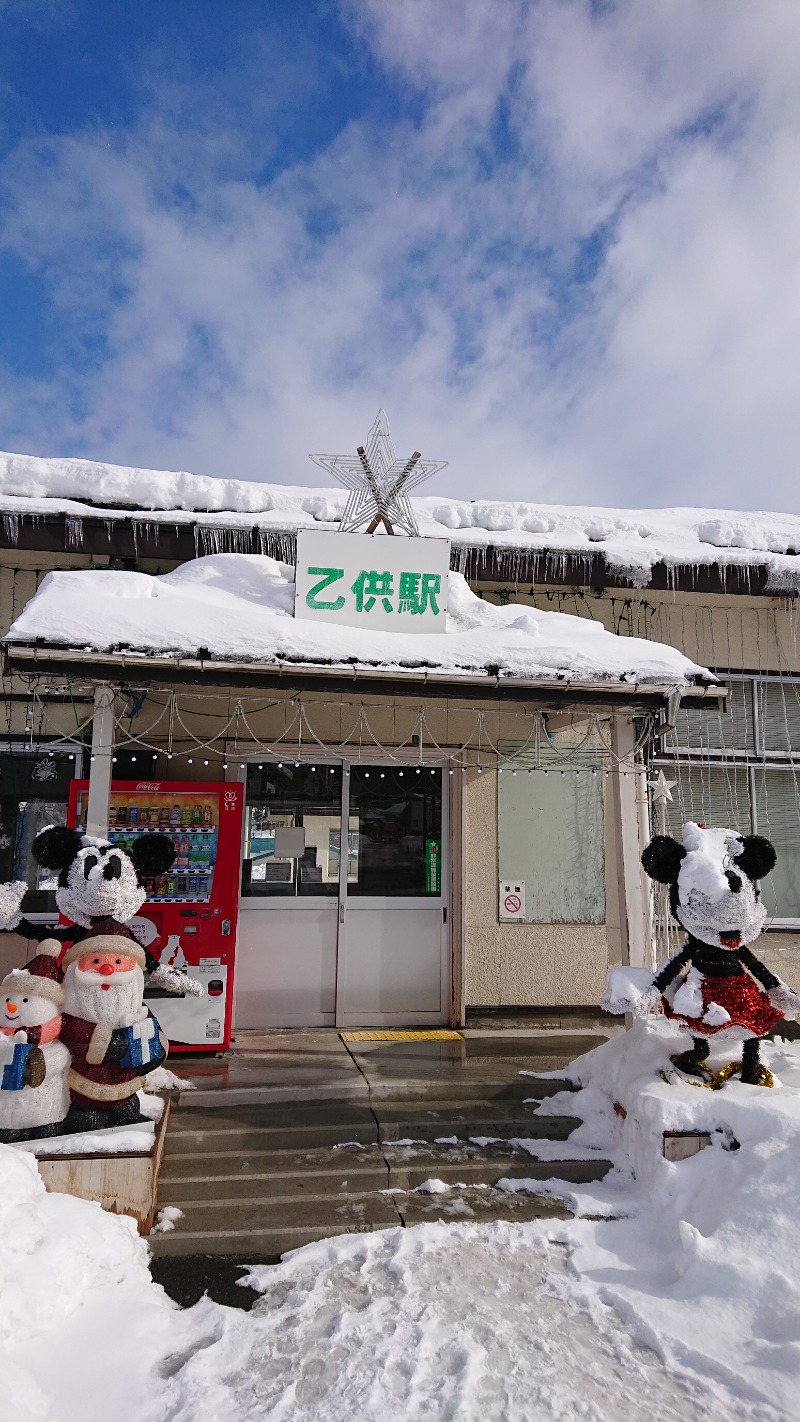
left=307, top=567, right=442, bottom=618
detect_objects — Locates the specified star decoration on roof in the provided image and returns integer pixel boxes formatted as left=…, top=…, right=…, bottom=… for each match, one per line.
left=309, top=409, right=447, bottom=536
left=648, top=769, right=678, bottom=804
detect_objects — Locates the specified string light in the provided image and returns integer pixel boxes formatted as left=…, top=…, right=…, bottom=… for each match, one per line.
left=26, top=687, right=657, bottom=783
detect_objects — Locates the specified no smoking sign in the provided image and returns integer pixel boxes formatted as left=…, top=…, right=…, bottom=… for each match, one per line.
left=499, top=880, right=526, bottom=922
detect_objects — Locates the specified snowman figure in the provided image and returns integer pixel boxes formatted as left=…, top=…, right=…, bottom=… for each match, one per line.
left=0, top=944, right=70, bottom=1141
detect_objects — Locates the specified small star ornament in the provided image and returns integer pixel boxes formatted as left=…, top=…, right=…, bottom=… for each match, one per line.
left=648, top=770, right=677, bottom=804
left=309, top=409, right=447, bottom=536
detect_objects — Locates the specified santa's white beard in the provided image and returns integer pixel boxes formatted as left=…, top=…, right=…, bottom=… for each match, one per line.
left=63, top=963, right=145, bottom=1026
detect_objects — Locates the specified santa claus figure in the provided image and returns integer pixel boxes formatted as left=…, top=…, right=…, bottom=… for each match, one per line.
left=0, top=942, right=70, bottom=1141
left=60, top=920, right=168, bottom=1132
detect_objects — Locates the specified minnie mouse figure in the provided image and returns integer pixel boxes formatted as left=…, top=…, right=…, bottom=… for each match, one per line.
left=605, top=821, right=800, bottom=1086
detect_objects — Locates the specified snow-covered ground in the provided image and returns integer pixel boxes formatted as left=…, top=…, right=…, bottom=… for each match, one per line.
left=5, top=1025, right=800, bottom=1421
left=2, top=446, right=800, bottom=590
left=5, top=552, right=712, bottom=687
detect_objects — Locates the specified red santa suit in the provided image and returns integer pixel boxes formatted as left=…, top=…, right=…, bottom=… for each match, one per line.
left=59, top=919, right=167, bottom=1127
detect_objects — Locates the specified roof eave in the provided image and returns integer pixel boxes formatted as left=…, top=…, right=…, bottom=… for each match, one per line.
left=3, top=642, right=725, bottom=711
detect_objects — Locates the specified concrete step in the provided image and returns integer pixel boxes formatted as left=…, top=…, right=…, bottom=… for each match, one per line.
left=150, top=1191, right=402, bottom=1258
left=160, top=1144, right=609, bottom=1206
left=162, top=1108, right=580, bottom=1157
left=363, top=1075, right=573, bottom=1103
left=152, top=1083, right=601, bottom=1262
left=375, top=1104, right=581, bottom=1142
left=163, top=1102, right=378, bottom=1154
left=159, top=1146, right=389, bottom=1200
left=383, top=1146, right=612, bottom=1190
left=396, top=1188, right=572, bottom=1227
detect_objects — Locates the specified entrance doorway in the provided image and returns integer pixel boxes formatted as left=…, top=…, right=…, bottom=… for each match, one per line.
left=236, top=762, right=448, bottom=1028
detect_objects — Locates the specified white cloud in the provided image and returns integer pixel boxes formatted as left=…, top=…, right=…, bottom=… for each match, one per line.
left=2, top=0, right=800, bottom=511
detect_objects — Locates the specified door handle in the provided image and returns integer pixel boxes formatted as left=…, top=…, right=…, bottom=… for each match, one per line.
left=339, top=902, right=345, bottom=924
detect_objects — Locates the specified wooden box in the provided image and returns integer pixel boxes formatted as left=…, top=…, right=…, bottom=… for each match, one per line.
left=33, top=1096, right=171, bottom=1235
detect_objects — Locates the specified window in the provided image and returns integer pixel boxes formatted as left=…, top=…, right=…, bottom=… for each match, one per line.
left=0, top=751, right=76, bottom=912
left=242, top=763, right=444, bottom=899
left=243, top=764, right=343, bottom=897
left=497, top=744, right=606, bottom=924
left=658, top=677, right=800, bottom=925
left=347, top=766, right=442, bottom=897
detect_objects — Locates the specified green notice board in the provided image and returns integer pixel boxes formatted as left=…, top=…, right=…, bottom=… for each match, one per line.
left=426, top=839, right=441, bottom=894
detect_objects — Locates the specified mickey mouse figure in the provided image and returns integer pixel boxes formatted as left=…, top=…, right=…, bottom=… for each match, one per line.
left=608, top=822, right=800, bottom=1086
left=0, top=824, right=201, bottom=994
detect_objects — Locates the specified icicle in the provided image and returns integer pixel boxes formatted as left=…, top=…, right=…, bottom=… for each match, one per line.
left=65, top=515, right=83, bottom=548
left=2, top=513, right=19, bottom=544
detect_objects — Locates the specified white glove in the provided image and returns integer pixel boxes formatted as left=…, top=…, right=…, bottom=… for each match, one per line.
left=148, top=963, right=204, bottom=998
left=601, top=966, right=660, bottom=1016
left=768, top=984, right=800, bottom=1022
left=0, top=881, right=29, bottom=931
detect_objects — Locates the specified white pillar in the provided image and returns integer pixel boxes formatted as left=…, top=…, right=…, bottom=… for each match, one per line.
left=86, top=684, right=115, bottom=839
left=609, top=713, right=651, bottom=970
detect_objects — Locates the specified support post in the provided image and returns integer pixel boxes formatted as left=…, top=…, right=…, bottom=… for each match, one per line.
left=86, top=684, right=115, bottom=839
left=609, top=714, right=651, bottom=970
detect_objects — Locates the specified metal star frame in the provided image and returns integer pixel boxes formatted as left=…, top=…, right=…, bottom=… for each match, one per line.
left=309, top=409, right=447, bottom=536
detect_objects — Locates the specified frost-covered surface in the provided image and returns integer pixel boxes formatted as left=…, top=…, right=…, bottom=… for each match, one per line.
left=5, top=551, right=712, bottom=686
left=8, top=1019, right=800, bottom=1419
left=13, top=1122, right=156, bottom=1156
left=2, top=447, right=800, bottom=590
left=12, top=1088, right=164, bottom=1155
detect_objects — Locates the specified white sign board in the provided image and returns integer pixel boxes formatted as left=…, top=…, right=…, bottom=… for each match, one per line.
left=499, top=880, right=526, bottom=922
left=295, top=529, right=450, bottom=634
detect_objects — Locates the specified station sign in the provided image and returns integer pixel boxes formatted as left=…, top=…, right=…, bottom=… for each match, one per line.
left=295, top=529, right=450, bottom=634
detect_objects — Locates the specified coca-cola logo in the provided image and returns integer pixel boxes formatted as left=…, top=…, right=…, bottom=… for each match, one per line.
left=135, top=782, right=162, bottom=791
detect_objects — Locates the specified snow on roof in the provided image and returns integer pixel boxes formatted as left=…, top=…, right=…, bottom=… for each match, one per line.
left=1, top=449, right=799, bottom=591
left=4, top=552, right=712, bottom=688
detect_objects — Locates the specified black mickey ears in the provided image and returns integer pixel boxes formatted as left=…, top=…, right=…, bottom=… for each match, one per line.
left=128, top=833, right=175, bottom=883
left=735, top=835, right=777, bottom=881
left=641, top=835, right=687, bottom=884
left=32, top=825, right=85, bottom=870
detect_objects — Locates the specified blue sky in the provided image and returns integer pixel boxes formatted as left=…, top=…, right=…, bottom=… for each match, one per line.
left=1, top=0, right=800, bottom=510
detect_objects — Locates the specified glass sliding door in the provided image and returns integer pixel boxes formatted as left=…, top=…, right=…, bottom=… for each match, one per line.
left=237, top=764, right=343, bottom=1027
left=235, top=761, right=450, bottom=1029
left=337, top=766, right=448, bottom=1025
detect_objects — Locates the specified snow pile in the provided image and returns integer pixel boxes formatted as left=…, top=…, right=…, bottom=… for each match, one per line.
left=2, top=447, right=800, bottom=589
left=5, top=1017, right=800, bottom=1419
left=0, top=450, right=281, bottom=516
left=5, top=551, right=712, bottom=687
left=525, top=1018, right=800, bottom=1415
left=0, top=1143, right=181, bottom=1422
left=13, top=1121, right=156, bottom=1156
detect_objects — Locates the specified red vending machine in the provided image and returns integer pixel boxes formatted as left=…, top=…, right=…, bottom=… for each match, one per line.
left=68, top=779, right=243, bottom=1052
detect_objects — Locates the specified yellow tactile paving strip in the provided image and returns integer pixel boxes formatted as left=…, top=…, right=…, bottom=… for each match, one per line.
left=340, top=1030, right=464, bottom=1042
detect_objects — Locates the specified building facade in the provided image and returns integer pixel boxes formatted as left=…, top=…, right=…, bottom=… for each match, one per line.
left=0, top=460, right=796, bottom=1024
